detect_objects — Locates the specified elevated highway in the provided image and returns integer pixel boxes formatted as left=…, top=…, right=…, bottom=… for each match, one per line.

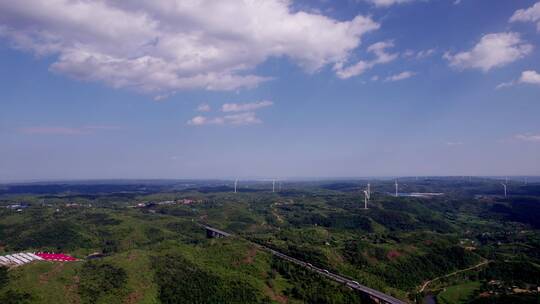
left=202, top=224, right=406, bottom=304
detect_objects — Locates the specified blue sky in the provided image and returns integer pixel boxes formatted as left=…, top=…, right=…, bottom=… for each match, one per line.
left=1, top=0, right=540, bottom=181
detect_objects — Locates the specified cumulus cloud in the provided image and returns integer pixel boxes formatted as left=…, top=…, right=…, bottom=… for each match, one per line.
left=187, top=112, right=261, bottom=126
left=515, top=133, right=540, bottom=142
left=196, top=103, right=211, bottom=112
left=444, top=32, right=532, bottom=72
left=334, top=41, right=398, bottom=79
left=510, top=2, right=540, bottom=31
left=0, top=0, right=379, bottom=94
left=187, top=116, right=210, bottom=126
left=188, top=99, right=273, bottom=126
left=365, top=0, right=416, bottom=7
left=222, top=100, right=273, bottom=112
left=519, top=70, right=540, bottom=85
left=497, top=70, right=540, bottom=89
left=385, top=71, right=415, bottom=81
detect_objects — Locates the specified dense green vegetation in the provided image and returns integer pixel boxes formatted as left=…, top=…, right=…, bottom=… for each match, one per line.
left=153, top=253, right=269, bottom=304
left=78, top=261, right=128, bottom=303
left=0, top=178, right=539, bottom=303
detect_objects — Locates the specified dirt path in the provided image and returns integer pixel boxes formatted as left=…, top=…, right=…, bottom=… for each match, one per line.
left=419, top=260, right=491, bottom=293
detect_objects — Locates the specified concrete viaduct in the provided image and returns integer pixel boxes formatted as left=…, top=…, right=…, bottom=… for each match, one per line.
left=203, top=224, right=406, bottom=304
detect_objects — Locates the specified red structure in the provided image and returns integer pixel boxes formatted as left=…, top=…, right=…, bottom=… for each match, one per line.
left=35, top=252, right=78, bottom=261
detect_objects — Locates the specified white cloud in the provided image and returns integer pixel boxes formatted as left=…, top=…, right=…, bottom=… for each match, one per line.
left=496, top=81, right=515, bottom=90
left=403, top=48, right=435, bottom=59
left=187, top=116, right=212, bottom=126
left=153, top=92, right=176, bottom=101
left=496, top=70, right=540, bottom=89
left=334, top=61, right=372, bottom=79
left=222, top=100, right=273, bottom=112
left=196, top=103, right=211, bottom=112
left=189, top=99, right=273, bottom=126
left=385, top=71, right=415, bottom=81
left=416, top=48, right=436, bottom=59
left=334, top=41, right=398, bottom=79
left=515, top=133, right=540, bottom=142
left=519, top=70, right=540, bottom=85
left=367, top=41, right=399, bottom=64
left=446, top=141, right=464, bottom=146
left=223, top=112, right=262, bottom=125
left=510, top=2, right=540, bottom=31
left=0, top=1, right=379, bottom=94
left=444, top=32, right=532, bottom=72
left=187, top=112, right=262, bottom=126
left=365, top=0, right=415, bottom=7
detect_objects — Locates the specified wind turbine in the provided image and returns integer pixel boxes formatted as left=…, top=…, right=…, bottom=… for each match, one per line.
left=395, top=179, right=399, bottom=197
left=501, top=182, right=507, bottom=198
left=272, top=179, right=276, bottom=193
left=367, top=183, right=371, bottom=198
left=234, top=179, right=238, bottom=193
left=363, top=183, right=371, bottom=209
left=363, top=190, right=370, bottom=209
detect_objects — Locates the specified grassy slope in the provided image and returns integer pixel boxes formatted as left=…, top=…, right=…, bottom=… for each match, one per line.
left=437, top=281, right=481, bottom=304
left=8, top=261, right=81, bottom=303
left=4, top=238, right=292, bottom=304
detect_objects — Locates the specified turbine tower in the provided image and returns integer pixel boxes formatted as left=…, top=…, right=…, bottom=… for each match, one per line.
left=363, top=190, right=369, bottom=209
left=234, top=179, right=238, bottom=193
left=363, top=183, right=371, bottom=209
left=272, top=179, right=276, bottom=193
left=395, top=180, right=398, bottom=197
left=501, top=182, right=507, bottom=198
